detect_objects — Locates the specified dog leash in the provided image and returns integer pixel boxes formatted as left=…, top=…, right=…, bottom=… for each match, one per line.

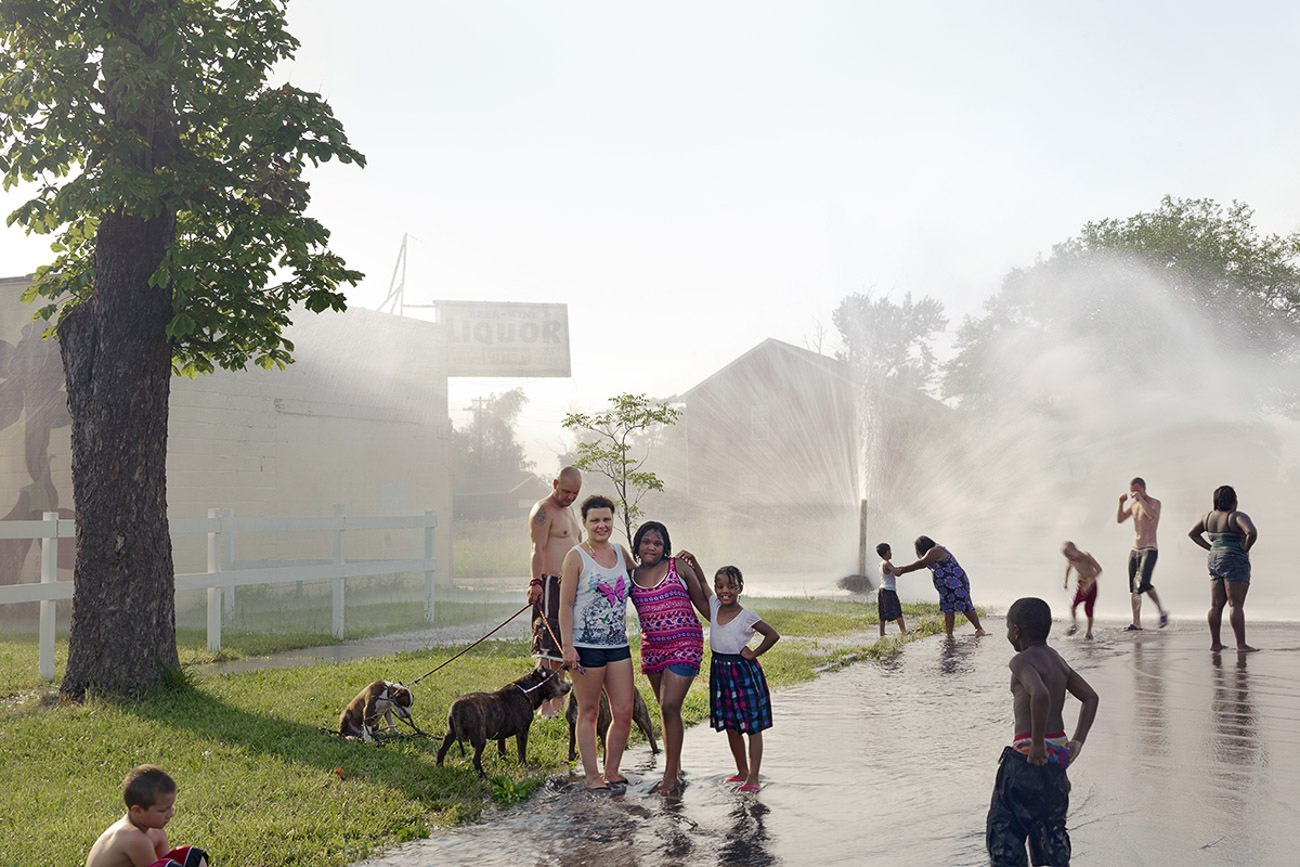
left=409, top=603, right=532, bottom=686
left=537, top=606, right=584, bottom=674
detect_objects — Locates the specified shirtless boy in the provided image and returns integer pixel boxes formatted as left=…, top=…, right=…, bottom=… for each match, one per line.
left=528, top=466, right=582, bottom=717
left=987, top=598, right=1099, bottom=867
left=1061, top=542, right=1101, bottom=640
left=1116, top=477, right=1169, bottom=630
left=86, top=765, right=208, bottom=867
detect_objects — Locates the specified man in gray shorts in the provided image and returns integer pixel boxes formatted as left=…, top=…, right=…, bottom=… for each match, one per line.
left=527, top=466, right=582, bottom=716
left=1117, top=477, right=1169, bottom=630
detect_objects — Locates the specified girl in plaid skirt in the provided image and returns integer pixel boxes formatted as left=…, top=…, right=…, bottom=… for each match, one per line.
left=707, top=565, right=780, bottom=793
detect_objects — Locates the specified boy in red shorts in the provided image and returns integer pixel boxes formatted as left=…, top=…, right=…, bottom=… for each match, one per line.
left=1061, top=542, right=1100, bottom=640
left=86, top=765, right=209, bottom=867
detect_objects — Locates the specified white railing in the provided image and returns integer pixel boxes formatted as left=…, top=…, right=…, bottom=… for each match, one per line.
left=0, top=506, right=438, bottom=681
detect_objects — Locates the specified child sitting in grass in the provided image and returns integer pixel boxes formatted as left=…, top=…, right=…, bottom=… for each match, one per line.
left=86, top=765, right=209, bottom=867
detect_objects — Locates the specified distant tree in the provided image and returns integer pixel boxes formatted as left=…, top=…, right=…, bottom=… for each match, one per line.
left=561, top=393, right=681, bottom=545
left=0, top=0, right=364, bottom=699
left=832, top=291, right=947, bottom=501
left=944, top=197, right=1300, bottom=409
left=833, top=291, right=948, bottom=390
left=451, top=388, right=534, bottom=481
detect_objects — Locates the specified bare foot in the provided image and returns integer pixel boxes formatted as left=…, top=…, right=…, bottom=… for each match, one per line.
left=974, top=629, right=988, bottom=636
left=1237, top=645, right=1259, bottom=653
left=654, top=777, right=682, bottom=796
left=1210, top=643, right=1225, bottom=651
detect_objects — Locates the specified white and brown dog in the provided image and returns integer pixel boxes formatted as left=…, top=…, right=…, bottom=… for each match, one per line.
left=339, top=680, right=415, bottom=741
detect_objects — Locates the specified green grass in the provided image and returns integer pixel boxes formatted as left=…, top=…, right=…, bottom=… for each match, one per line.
left=0, top=601, right=947, bottom=866
left=0, top=600, right=526, bottom=694
left=451, top=517, right=530, bottom=578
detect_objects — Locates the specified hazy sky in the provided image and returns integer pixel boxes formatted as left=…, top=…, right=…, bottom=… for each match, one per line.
left=2, top=1, right=1298, bottom=468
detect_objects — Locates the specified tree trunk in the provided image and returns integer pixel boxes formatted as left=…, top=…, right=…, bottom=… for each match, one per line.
left=59, top=0, right=181, bottom=700
left=59, top=210, right=178, bottom=700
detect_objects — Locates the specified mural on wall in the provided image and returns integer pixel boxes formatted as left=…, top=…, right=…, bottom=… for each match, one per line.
left=0, top=321, right=73, bottom=584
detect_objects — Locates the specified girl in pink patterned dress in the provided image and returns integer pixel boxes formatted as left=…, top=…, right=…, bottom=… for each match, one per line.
left=630, top=521, right=707, bottom=795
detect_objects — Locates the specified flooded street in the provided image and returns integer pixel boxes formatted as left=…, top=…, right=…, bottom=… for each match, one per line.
left=355, top=619, right=1300, bottom=866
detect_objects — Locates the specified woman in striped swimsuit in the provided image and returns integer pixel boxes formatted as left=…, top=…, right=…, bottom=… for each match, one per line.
left=629, top=521, right=707, bottom=795
left=1188, top=485, right=1259, bottom=653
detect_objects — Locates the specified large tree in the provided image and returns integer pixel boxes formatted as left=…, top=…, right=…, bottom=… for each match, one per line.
left=944, top=196, right=1300, bottom=408
left=0, top=0, right=364, bottom=699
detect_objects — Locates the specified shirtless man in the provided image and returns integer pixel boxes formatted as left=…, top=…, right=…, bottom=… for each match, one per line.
left=1116, top=477, right=1169, bottom=630
left=528, top=466, right=582, bottom=717
left=1061, top=541, right=1101, bottom=640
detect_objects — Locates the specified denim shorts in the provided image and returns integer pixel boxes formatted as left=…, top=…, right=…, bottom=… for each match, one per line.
left=575, top=644, right=632, bottom=669
left=665, top=662, right=700, bottom=678
left=1208, top=551, right=1251, bottom=585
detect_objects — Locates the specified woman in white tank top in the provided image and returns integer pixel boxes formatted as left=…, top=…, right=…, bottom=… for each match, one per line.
left=560, top=495, right=638, bottom=791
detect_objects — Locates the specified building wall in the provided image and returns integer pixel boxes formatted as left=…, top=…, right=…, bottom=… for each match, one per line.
left=1, top=277, right=452, bottom=588
left=685, top=341, right=858, bottom=510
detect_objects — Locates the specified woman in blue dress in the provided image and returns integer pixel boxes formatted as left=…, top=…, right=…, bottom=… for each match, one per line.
left=894, top=535, right=987, bottom=638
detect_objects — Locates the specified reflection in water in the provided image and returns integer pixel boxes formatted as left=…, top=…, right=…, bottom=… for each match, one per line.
left=1209, top=653, right=1257, bottom=768
left=937, top=635, right=978, bottom=676
left=718, top=800, right=773, bottom=867
left=1130, top=638, right=1169, bottom=760
left=353, top=623, right=1300, bottom=867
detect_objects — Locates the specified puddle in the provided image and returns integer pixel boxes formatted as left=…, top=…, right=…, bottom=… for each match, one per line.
left=352, top=620, right=1300, bottom=866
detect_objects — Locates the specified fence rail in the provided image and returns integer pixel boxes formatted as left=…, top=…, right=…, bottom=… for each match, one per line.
left=0, top=507, right=438, bottom=681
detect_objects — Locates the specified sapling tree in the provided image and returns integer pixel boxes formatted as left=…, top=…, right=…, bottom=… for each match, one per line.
left=561, top=393, right=680, bottom=545
left=0, top=0, right=364, bottom=699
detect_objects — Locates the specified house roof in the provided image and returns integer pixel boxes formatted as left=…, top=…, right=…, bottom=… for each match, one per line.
left=681, top=338, right=850, bottom=398
left=454, top=469, right=547, bottom=498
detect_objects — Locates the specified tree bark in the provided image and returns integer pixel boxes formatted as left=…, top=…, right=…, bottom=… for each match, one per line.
left=59, top=210, right=178, bottom=700
left=59, top=0, right=181, bottom=700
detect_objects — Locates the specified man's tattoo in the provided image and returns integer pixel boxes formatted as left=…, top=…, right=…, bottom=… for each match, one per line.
left=533, top=509, right=548, bottom=526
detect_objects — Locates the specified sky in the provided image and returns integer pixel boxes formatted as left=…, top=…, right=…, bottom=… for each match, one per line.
left=2, top=0, right=1298, bottom=469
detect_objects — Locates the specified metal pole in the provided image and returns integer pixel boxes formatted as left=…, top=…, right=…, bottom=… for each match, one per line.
left=858, top=498, right=869, bottom=577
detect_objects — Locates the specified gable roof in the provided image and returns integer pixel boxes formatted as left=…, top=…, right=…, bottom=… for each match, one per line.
left=681, top=338, right=850, bottom=398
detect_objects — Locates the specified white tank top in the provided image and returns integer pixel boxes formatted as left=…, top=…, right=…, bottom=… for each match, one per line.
left=879, top=561, right=897, bottom=592
left=572, top=545, right=630, bottom=648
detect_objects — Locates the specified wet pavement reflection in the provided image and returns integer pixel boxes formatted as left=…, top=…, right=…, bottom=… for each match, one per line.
left=354, top=620, right=1300, bottom=866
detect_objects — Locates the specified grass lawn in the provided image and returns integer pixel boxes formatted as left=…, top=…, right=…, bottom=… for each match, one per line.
left=0, top=599, right=948, bottom=866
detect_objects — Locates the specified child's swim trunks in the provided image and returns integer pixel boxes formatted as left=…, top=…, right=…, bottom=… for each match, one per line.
left=987, top=747, right=1071, bottom=866
left=149, top=846, right=209, bottom=867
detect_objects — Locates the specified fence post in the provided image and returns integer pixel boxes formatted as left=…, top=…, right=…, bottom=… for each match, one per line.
left=222, top=508, right=235, bottom=619
left=332, top=504, right=345, bottom=639
left=39, top=511, right=58, bottom=681
left=424, top=510, right=437, bottom=623
left=206, top=507, right=222, bottom=652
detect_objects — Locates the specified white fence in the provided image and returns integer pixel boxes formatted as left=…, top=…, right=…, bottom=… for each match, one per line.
left=0, top=506, right=438, bottom=681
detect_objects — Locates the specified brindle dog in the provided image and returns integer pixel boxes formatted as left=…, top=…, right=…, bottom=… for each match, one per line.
left=437, top=666, right=572, bottom=777
left=565, top=688, right=659, bottom=762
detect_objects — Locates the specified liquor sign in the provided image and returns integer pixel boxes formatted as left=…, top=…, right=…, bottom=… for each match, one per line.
left=435, top=301, right=571, bottom=377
